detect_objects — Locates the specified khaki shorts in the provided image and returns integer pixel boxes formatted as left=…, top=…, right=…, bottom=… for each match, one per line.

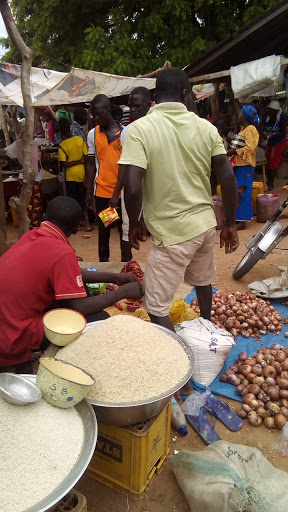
left=144, top=227, right=216, bottom=317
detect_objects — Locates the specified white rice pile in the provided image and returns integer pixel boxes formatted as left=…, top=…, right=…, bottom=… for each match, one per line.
left=0, top=397, right=83, bottom=512
left=58, top=316, right=190, bottom=402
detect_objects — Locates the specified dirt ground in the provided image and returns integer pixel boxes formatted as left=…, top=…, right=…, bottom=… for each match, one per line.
left=7, top=174, right=288, bottom=511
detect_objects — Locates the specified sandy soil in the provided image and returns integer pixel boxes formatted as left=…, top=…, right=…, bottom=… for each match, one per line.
left=6, top=176, right=288, bottom=511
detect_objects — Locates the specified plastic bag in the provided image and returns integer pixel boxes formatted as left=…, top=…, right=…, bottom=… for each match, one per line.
left=182, top=390, right=211, bottom=416
left=176, top=318, right=235, bottom=386
left=98, top=207, right=119, bottom=227
left=169, top=298, right=198, bottom=326
left=273, top=421, right=288, bottom=456
left=171, top=441, right=288, bottom=512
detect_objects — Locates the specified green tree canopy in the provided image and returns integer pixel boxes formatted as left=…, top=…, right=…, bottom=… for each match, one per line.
left=0, top=0, right=279, bottom=75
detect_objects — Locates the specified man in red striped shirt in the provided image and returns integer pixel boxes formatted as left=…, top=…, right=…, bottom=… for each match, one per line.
left=0, top=196, right=143, bottom=373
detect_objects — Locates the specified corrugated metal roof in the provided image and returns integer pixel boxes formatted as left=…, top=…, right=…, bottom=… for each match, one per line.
left=184, top=0, right=288, bottom=78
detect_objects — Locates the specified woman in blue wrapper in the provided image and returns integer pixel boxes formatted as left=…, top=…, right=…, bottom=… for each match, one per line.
left=228, top=105, right=259, bottom=230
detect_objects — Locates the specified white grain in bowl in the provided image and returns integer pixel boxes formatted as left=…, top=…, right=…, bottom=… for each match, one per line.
left=0, top=396, right=83, bottom=512
left=57, top=316, right=190, bottom=403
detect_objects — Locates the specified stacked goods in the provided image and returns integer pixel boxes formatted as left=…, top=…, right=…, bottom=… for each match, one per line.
left=220, top=345, right=288, bottom=429
left=191, top=291, right=282, bottom=339
left=0, top=398, right=84, bottom=512
left=58, top=316, right=190, bottom=403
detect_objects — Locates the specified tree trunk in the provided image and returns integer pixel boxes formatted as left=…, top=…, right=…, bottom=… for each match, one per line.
left=0, top=167, right=8, bottom=255
left=0, top=105, right=11, bottom=146
left=0, top=0, right=35, bottom=238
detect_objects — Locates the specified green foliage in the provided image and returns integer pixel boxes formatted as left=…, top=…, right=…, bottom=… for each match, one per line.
left=0, top=0, right=280, bottom=75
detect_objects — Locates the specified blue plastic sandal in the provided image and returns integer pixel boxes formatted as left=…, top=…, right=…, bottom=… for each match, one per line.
left=206, top=395, right=243, bottom=432
left=185, top=405, right=221, bottom=445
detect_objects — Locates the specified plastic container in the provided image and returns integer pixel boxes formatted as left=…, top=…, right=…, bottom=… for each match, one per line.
left=47, top=489, right=87, bottom=512
left=171, top=398, right=188, bottom=435
left=252, top=181, right=264, bottom=215
left=212, top=196, right=224, bottom=230
left=87, top=401, right=171, bottom=500
left=256, top=193, right=280, bottom=223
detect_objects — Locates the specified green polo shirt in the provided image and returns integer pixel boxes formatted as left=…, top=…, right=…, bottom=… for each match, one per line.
left=118, top=102, right=226, bottom=246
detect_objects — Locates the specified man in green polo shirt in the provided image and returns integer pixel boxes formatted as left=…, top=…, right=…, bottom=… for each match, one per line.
left=119, top=67, right=239, bottom=331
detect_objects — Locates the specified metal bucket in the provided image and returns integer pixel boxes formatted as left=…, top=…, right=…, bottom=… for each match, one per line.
left=85, top=323, right=194, bottom=426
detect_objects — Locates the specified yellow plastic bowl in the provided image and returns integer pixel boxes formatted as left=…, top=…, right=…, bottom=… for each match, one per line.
left=36, top=357, right=95, bottom=408
left=43, top=309, right=86, bottom=346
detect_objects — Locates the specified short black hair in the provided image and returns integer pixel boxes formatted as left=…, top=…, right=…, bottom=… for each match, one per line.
left=130, top=87, right=152, bottom=101
left=74, top=107, right=88, bottom=125
left=91, top=94, right=110, bottom=112
left=46, top=196, right=82, bottom=234
left=58, top=117, right=71, bottom=135
left=155, top=67, right=190, bottom=101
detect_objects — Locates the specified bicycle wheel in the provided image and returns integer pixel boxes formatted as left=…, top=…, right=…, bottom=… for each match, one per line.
left=233, top=248, right=265, bottom=280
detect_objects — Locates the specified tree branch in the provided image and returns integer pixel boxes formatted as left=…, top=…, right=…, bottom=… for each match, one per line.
left=0, top=0, right=36, bottom=237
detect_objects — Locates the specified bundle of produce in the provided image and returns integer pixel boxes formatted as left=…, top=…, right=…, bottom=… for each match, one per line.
left=120, top=260, right=144, bottom=283
left=220, top=345, right=288, bottom=428
left=191, top=290, right=282, bottom=339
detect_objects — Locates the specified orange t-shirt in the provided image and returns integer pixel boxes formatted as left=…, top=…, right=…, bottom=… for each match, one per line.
left=95, top=126, right=122, bottom=198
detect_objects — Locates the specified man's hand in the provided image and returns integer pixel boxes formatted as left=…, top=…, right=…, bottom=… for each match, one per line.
left=109, top=195, right=119, bottom=208
left=129, top=223, right=145, bottom=250
left=86, top=191, right=95, bottom=211
left=120, top=281, right=143, bottom=300
left=113, top=273, right=138, bottom=286
left=220, top=226, right=239, bottom=254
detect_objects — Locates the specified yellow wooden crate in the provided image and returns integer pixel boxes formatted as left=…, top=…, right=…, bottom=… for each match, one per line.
left=87, top=401, right=171, bottom=500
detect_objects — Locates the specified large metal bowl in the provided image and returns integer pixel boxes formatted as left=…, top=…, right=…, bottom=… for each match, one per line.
left=0, top=373, right=42, bottom=405
left=84, top=322, right=194, bottom=426
left=21, top=375, right=97, bottom=512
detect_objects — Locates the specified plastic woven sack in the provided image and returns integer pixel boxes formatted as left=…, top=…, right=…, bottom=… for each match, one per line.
left=169, top=298, right=198, bottom=326
left=171, top=441, right=288, bottom=512
left=176, top=318, right=235, bottom=386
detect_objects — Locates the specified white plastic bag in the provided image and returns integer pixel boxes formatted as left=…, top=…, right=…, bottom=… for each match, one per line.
left=176, top=318, right=235, bottom=386
left=171, top=441, right=288, bottom=512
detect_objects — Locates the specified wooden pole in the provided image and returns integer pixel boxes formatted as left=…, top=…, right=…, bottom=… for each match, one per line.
left=0, top=105, right=11, bottom=146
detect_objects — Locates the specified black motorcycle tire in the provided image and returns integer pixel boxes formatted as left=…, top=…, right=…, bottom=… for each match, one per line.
left=233, top=248, right=265, bottom=280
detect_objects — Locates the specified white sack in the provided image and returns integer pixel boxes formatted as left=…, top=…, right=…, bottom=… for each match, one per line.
left=171, top=441, right=288, bottom=512
left=176, top=318, right=235, bottom=386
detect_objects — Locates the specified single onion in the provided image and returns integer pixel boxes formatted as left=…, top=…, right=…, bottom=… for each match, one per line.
left=241, top=365, right=252, bottom=376
left=220, top=374, right=228, bottom=383
left=281, top=371, right=288, bottom=379
left=264, top=416, right=275, bottom=428
left=280, top=407, right=288, bottom=418
left=265, top=377, right=276, bottom=386
left=276, top=351, right=286, bottom=363
left=237, top=409, right=247, bottom=419
left=242, top=404, right=252, bottom=413
left=271, top=361, right=282, bottom=374
left=253, top=376, right=265, bottom=385
left=280, top=390, right=288, bottom=400
left=263, top=365, right=277, bottom=379
left=256, top=406, right=267, bottom=418
left=238, top=352, right=248, bottom=361
left=227, top=374, right=241, bottom=386
left=243, top=393, right=256, bottom=405
left=236, top=384, right=247, bottom=396
left=247, top=411, right=262, bottom=426
left=264, top=401, right=272, bottom=411
left=281, top=359, right=288, bottom=371
left=247, top=383, right=260, bottom=395
left=247, top=373, right=256, bottom=383
left=276, top=377, right=288, bottom=390
left=269, top=403, right=281, bottom=416
left=242, top=378, right=249, bottom=387
left=252, top=365, right=263, bottom=376
left=274, top=413, right=287, bottom=430
left=255, top=353, right=264, bottom=363
left=272, top=343, right=281, bottom=350
left=249, top=399, right=259, bottom=410
left=245, top=358, right=256, bottom=366
left=268, top=387, right=280, bottom=401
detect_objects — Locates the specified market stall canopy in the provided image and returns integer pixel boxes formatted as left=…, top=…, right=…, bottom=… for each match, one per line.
left=0, top=64, right=155, bottom=107
left=0, top=63, right=66, bottom=106
left=34, top=67, right=155, bottom=106
left=184, top=0, right=288, bottom=79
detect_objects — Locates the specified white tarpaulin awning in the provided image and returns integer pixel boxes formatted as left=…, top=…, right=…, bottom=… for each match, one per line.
left=34, top=67, right=155, bottom=106
left=0, top=63, right=66, bottom=106
left=0, top=64, right=156, bottom=107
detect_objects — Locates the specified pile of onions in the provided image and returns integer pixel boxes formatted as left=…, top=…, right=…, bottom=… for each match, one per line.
left=220, top=345, right=288, bottom=429
left=191, top=291, right=282, bottom=339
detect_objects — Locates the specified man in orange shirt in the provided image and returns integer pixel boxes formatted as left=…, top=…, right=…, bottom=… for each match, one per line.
left=86, top=95, right=128, bottom=261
